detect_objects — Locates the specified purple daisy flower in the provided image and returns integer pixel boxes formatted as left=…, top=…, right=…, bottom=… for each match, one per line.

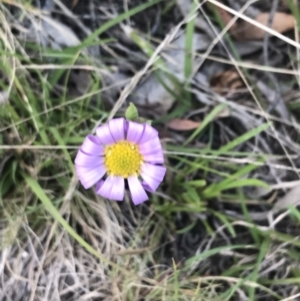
left=74, top=118, right=166, bottom=205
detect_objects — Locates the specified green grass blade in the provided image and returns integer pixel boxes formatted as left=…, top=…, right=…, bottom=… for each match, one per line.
left=184, top=0, right=197, bottom=79
left=218, top=123, right=269, bottom=153
left=49, top=127, right=75, bottom=173
left=248, top=238, right=270, bottom=300
left=82, top=0, right=162, bottom=46
left=184, top=103, right=227, bottom=145
left=211, top=210, right=236, bottom=237
left=185, top=244, right=248, bottom=267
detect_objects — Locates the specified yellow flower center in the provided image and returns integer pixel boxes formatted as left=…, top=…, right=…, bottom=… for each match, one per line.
left=104, top=141, right=143, bottom=178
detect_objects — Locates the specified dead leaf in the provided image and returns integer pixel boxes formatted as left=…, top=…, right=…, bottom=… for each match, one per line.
left=167, top=119, right=201, bottom=131
left=210, top=69, right=244, bottom=95
left=210, top=2, right=295, bottom=41
left=239, top=12, right=296, bottom=41
left=207, top=2, right=239, bottom=36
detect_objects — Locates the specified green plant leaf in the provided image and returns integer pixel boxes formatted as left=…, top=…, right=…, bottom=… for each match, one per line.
left=125, top=102, right=139, bottom=121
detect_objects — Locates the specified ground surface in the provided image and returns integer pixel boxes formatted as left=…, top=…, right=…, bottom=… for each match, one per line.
left=1, top=0, right=300, bottom=300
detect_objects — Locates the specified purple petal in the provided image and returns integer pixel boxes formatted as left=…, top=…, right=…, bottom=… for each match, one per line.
left=141, top=163, right=166, bottom=181
left=139, top=137, right=162, bottom=155
left=139, top=124, right=158, bottom=144
left=96, top=175, right=114, bottom=199
left=80, top=135, right=104, bottom=156
left=109, top=176, right=125, bottom=201
left=143, top=151, right=164, bottom=164
left=96, top=175, right=124, bottom=201
left=124, top=120, right=129, bottom=132
left=109, top=118, right=125, bottom=142
left=141, top=173, right=161, bottom=192
left=76, top=164, right=106, bottom=189
left=96, top=123, right=115, bottom=145
left=127, top=175, right=148, bottom=205
left=126, top=121, right=145, bottom=143
left=140, top=163, right=166, bottom=192
left=75, top=150, right=105, bottom=167
left=96, top=179, right=104, bottom=191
